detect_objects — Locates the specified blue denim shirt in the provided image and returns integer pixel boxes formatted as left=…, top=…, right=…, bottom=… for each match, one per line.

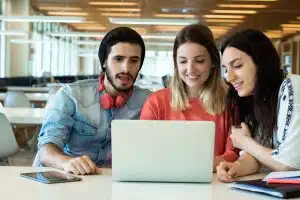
left=37, top=79, right=151, bottom=166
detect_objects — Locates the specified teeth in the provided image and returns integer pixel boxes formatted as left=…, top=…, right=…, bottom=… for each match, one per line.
left=234, top=83, right=242, bottom=88
left=187, top=75, right=198, bottom=79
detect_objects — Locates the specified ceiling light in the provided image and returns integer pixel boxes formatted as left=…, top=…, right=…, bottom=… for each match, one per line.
left=142, top=34, right=175, bottom=40
left=154, top=14, right=196, bottom=18
left=39, top=7, right=82, bottom=11
left=217, top=4, right=267, bottom=8
left=145, top=42, right=173, bottom=47
left=281, top=24, right=300, bottom=28
left=205, top=19, right=244, bottom=23
left=225, top=0, right=277, bottom=1
left=47, top=12, right=88, bottom=16
left=0, top=30, right=28, bottom=36
left=212, top=10, right=257, bottom=14
left=48, top=32, right=106, bottom=37
left=0, top=15, right=85, bottom=23
left=204, top=14, right=245, bottom=19
left=101, top=13, right=140, bottom=17
left=109, top=18, right=198, bottom=25
left=88, top=2, right=138, bottom=6
left=155, top=25, right=184, bottom=32
left=96, top=8, right=141, bottom=12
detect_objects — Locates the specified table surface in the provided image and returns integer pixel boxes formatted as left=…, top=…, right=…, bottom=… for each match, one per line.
left=1, top=166, right=299, bottom=200
left=0, top=107, right=45, bottom=124
left=0, top=93, right=49, bottom=102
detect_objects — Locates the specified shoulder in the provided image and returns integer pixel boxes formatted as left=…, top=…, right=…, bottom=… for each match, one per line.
left=146, top=88, right=171, bottom=103
left=278, top=74, right=300, bottom=105
left=132, top=85, right=152, bottom=100
left=58, top=79, right=98, bottom=106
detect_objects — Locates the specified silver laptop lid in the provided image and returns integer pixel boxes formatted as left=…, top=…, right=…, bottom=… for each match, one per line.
left=112, top=120, right=215, bottom=183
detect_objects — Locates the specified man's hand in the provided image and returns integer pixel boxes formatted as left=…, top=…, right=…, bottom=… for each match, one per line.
left=216, top=161, right=241, bottom=183
left=61, top=155, right=102, bottom=175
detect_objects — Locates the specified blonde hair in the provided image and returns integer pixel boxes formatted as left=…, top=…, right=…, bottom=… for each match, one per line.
left=170, top=24, right=227, bottom=115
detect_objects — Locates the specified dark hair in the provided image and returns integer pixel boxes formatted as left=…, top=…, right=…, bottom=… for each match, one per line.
left=98, top=27, right=145, bottom=72
left=220, top=29, right=284, bottom=145
left=173, top=23, right=220, bottom=71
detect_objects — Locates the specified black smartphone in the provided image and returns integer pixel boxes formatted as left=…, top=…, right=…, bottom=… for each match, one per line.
left=20, top=171, right=82, bottom=184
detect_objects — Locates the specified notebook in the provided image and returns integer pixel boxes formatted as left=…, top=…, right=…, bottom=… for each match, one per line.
left=264, top=171, right=300, bottom=184
left=232, top=179, right=300, bottom=198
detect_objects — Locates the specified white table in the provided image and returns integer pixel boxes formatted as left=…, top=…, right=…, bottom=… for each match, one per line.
left=0, top=107, right=45, bottom=124
left=6, top=86, right=50, bottom=93
left=0, top=93, right=49, bottom=102
left=1, top=167, right=299, bottom=200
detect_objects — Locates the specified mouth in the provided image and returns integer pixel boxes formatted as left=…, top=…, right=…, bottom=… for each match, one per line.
left=117, top=74, right=132, bottom=85
left=232, top=82, right=243, bottom=91
left=186, top=74, right=200, bottom=80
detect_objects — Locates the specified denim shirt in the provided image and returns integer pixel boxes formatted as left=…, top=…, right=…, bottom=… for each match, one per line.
left=37, top=79, right=151, bottom=166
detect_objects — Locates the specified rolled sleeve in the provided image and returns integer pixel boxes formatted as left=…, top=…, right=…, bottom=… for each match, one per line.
left=38, top=86, right=76, bottom=151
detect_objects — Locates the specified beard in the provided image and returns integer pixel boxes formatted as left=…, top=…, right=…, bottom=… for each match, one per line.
left=105, top=67, right=136, bottom=93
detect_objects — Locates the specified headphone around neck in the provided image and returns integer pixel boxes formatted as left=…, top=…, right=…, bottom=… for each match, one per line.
left=98, top=75, right=132, bottom=109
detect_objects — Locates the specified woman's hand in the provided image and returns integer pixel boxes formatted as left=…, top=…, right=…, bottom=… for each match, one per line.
left=230, top=122, right=252, bottom=150
left=216, top=161, right=241, bottom=183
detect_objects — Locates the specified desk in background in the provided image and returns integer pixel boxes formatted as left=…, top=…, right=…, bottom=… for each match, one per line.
left=0, top=166, right=297, bottom=200
left=0, top=107, right=45, bottom=125
left=0, top=93, right=49, bottom=102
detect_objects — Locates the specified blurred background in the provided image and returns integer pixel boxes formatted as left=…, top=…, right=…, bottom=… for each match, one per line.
left=0, top=0, right=300, bottom=90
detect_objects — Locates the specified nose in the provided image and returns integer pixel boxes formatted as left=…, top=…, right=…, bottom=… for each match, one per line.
left=120, top=60, right=130, bottom=73
left=186, top=61, right=197, bottom=74
left=226, top=68, right=236, bottom=83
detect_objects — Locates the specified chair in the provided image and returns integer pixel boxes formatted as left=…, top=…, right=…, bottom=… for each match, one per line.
left=4, top=91, right=30, bottom=107
left=0, top=113, right=19, bottom=165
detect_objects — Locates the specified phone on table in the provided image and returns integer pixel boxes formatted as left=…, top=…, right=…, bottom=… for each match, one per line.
left=20, top=171, right=82, bottom=184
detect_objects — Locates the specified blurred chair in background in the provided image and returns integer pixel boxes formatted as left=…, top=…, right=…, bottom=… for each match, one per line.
left=0, top=113, right=19, bottom=165
left=4, top=91, right=30, bottom=107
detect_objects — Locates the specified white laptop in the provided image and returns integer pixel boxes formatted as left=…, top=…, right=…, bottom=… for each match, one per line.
left=111, top=120, right=215, bottom=183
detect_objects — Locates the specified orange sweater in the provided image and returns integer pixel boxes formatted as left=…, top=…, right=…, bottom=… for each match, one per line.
left=140, top=88, right=238, bottom=162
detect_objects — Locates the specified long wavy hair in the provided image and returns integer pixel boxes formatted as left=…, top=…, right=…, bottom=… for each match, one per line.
left=220, top=29, right=284, bottom=145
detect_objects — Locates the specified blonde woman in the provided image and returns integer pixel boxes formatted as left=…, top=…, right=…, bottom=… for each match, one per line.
left=140, top=24, right=238, bottom=170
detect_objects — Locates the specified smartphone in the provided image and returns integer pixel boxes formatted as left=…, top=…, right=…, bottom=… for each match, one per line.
left=20, top=171, right=82, bottom=184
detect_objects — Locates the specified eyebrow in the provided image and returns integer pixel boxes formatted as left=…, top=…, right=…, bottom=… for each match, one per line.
left=178, top=55, right=206, bottom=59
left=113, top=55, right=140, bottom=59
left=229, top=58, right=242, bottom=65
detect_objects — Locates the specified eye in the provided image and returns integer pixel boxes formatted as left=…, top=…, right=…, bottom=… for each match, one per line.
left=233, top=64, right=242, bottom=69
left=179, top=60, right=187, bottom=64
left=130, top=58, right=139, bottom=63
left=114, top=56, right=123, bottom=62
left=196, top=60, right=205, bottom=63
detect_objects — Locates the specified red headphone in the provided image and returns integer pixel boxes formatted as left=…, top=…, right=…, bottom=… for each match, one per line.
left=98, top=75, right=131, bottom=109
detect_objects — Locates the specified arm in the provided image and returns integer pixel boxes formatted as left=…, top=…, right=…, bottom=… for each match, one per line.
left=231, top=78, right=300, bottom=171
left=217, top=152, right=261, bottom=182
left=214, top=112, right=239, bottom=171
left=38, top=87, right=99, bottom=175
left=237, top=137, right=295, bottom=171
left=39, top=143, right=73, bottom=169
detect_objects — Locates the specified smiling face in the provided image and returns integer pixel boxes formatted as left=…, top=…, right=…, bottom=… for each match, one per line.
left=176, top=42, right=212, bottom=94
left=222, top=47, right=257, bottom=97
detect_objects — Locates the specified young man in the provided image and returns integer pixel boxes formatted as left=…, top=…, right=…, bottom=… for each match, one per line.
left=35, top=27, right=151, bottom=175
